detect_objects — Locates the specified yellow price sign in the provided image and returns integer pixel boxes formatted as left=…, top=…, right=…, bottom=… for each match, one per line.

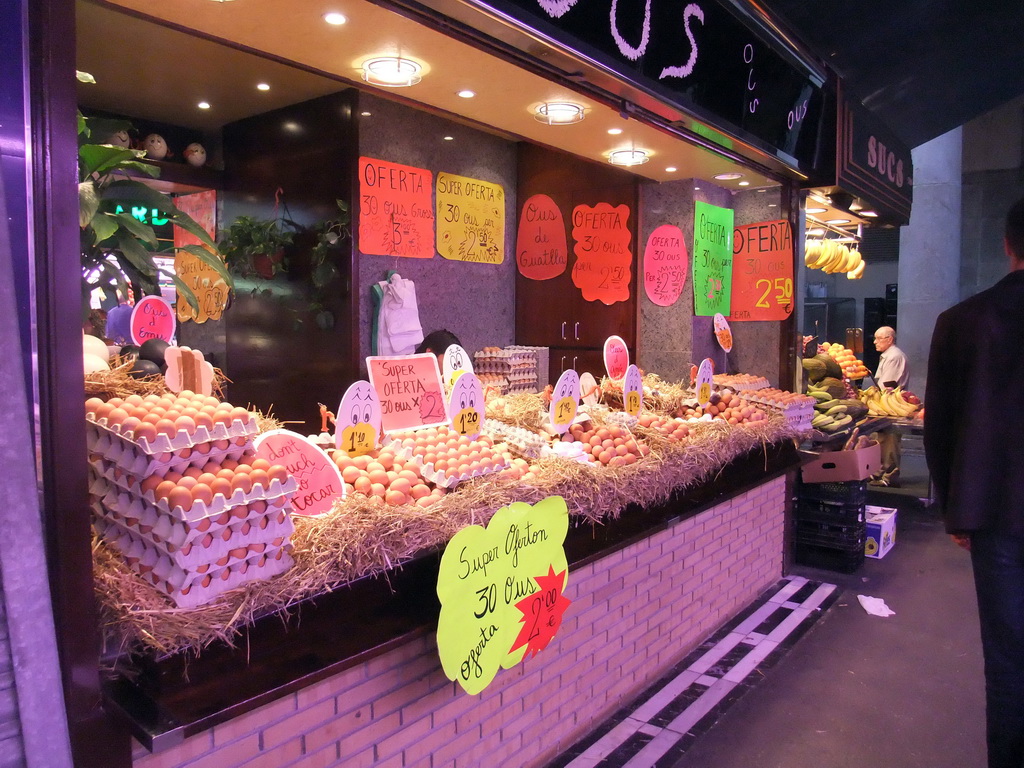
left=623, top=364, right=643, bottom=416
left=436, top=497, right=571, bottom=695
left=549, top=369, right=580, bottom=434
left=340, top=424, right=377, bottom=457
left=625, top=391, right=641, bottom=416
left=454, top=408, right=481, bottom=437
left=553, top=397, right=577, bottom=427
left=695, top=358, right=714, bottom=406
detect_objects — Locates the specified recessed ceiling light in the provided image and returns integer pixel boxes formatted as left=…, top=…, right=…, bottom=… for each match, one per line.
left=714, top=172, right=744, bottom=181
left=738, top=181, right=750, bottom=186
left=443, top=136, right=454, bottom=141
left=768, top=203, right=777, bottom=207
left=806, top=207, right=827, bottom=214
left=256, top=83, right=270, bottom=91
left=457, top=90, right=476, bottom=99
left=360, top=111, right=372, bottom=117
left=283, top=121, right=302, bottom=134
left=826, top=218, right=851, bottom=224
left=808, top=227, right=826, bottom=236
left=608, top=127, right=623, bottom=135
left=694, top=186, right=701, bottom=191
left=861, top=210, right=878, bottom=217
left=362, top=57, right=422, bottom=87
left=665, top=166, right=677, bottom=173
left=608, top=148, right=649, bottom=166
left=534, top=102, right=585, bottom=125
left=197, top=101, right=211, bottom=110
left=323, top=12, right=347, bottom=24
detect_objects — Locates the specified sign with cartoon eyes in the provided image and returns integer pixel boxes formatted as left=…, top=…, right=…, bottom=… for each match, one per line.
left=448, top=371, right=484, bottom=440
left=623, top=364, right=643, bottom=416
left=442, top=344, right=474, bottom=389
left=336, top=380, right=382, bottom=456
left=549, top=369, right=580, bottom=434
left=696, top=358, right=715, bottom=406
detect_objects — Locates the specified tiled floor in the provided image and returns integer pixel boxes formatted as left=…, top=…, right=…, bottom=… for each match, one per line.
left=547, top=576, right=839, bottom=768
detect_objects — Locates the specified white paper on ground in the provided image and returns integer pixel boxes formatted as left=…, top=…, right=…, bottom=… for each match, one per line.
left=857, top=594, right=896, bottom=617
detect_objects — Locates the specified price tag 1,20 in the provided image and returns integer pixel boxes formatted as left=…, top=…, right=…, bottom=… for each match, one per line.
left=549, top=369, right=580, bottom=434
left=623, top=364, right=643, bottom=416
left=695, top=358, right=714, bottom=406
left=448, top=371, right=484, bottom=440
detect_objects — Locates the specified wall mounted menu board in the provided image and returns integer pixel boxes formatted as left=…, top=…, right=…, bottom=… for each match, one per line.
left=692, top=201, right=734, bottom=316
left=728, top=219, right=794, bottom=321
left=571, top=203, right=632, bottom=305
left=173, top=190, right=228, bottom=324
left=436, top=173, right=505, bottom=263
left=359, top=157, right=435, bottom=259
left=485, top=0, right=824, bottom=170
left=516, top=194, right=568, bottom=280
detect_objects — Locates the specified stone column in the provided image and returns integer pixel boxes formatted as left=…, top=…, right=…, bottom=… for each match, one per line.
left=898, top=127, right=962, bottom=398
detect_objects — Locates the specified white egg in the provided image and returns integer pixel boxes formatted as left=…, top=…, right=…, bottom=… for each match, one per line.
left=82, top=333, right=110, bottom=362
left=83, top=353, right=109, bottom=374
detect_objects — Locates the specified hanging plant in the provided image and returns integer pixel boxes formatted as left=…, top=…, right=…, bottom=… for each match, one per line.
left=218, top=215, right=296, bottom=280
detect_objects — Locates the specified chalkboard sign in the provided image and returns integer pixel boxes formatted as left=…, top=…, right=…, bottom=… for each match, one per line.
left=483, top=0, right=824, bottom=169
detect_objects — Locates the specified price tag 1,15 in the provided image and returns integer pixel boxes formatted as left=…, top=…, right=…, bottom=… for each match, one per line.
left=549, top=369, right=580, bottom=434
left=623, top=364, right=643, bottom=416
left=695, top=358, right=714, bottom=406
left=336, top=381, right=382, bottom=456
left=448, top=371, right=484, bottom=440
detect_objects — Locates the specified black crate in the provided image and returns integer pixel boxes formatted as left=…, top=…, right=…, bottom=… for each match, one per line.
left=795, top=519, right=866, bottom=550
left=794, top=540, right=865, bottom=573
left=797, top=497, right=867, bottom=525
left=798, top=479, right=868, bottom=506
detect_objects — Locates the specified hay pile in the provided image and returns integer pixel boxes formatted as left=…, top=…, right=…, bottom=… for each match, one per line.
left=93, top=409, right=799, bottom=657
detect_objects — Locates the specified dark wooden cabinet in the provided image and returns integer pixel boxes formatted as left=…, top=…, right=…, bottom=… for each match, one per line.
left=515, top=144, right=638, bottom=384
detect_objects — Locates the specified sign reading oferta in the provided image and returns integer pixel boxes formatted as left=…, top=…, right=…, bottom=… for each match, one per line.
left=436, top=496, right=571, bottom=694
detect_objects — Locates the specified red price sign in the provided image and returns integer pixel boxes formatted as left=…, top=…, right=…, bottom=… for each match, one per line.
left=130, top=295, right=176, bottom=345
left=729, top=219, right=794, bottom=321
left=571, top=203, right=632, bottom=305
left=603, top=335, right=629, bottom=380
left=516, top=194, right=568, bottom=280
left=358, top=157, right=435, bottom=259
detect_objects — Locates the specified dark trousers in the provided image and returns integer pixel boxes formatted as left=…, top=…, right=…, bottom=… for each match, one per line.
left=971, top=530, right=1024, bottom=768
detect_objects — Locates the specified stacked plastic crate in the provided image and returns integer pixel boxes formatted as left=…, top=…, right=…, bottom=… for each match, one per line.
left=794, top=479, right=867, bottom=573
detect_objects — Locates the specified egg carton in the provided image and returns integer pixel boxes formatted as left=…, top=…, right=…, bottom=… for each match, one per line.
left=87, top=426, right=253, bottom=479
left=103, top=531, right=293, bottom=609
left=88, top=473, right=296, bottom=533
left=481, top=421, right=547, bottom=459
left=541, top=440, right=593, bottom=464
left=383, top=436, right=511, bottom=489
left=93, top=507, right=292, bottom=571
left=712, top=374, right=770, bottom=391
left=601, top=410, right=640, bottom=430
left=474, top=347, right=533, bottom=363
left=86, top=413, right=258, bottom=456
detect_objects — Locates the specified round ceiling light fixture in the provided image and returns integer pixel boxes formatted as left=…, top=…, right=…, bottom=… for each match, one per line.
left=362, top=56, right=422, bottom=87
left=608, top=148, right=649, bottom=166
left=713, top=172, right=744, bottom=181
left=806, top=207, right=827, bottom=214
left=323, top=12, right=348, bottom=24
left=534, top=102, right=585, bottom=125
left=457, top=90, right=476, bottom=99
left=826, top=218, right=851, bottom=225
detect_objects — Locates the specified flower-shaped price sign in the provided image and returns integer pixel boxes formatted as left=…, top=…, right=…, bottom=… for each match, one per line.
left=436, top=496, right=571, bottom=695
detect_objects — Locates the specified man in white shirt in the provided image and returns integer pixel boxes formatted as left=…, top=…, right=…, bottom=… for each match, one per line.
left=871, top=326, right=909, bottom=487
left=874, top=326, right=909, bottom=389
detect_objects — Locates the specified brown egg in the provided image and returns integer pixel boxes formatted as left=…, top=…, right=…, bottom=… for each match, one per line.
left=231, top=474, right=252, bottom=494
left=191, top=483, right=214, bottom=507
left=85, top=397, right=105, bottom=415
left=229, top=406, right=251, bottom=425
left=248, top=469, right=270, bottom=491
left=175, top=415, right=197, bottom=434
left=250, top=458, right=271, bottom=472
left=178, top=476, right=198, bottom=490
left=194, top=412, right=215, bottom=431
left=106, top=407, right=129, bottom=427
left=267, top=465, right=290, bottom=484
left=167, top=486, right=192, bottom=511
left=183, top=466, right=203, bottom=479
left=154, top=480, right=177, bottom=499
left=154, top=418, right=177, bottom=437
left=209, top=477, right=232, bottom=498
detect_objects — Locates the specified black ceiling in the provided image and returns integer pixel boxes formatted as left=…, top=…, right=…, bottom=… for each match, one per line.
left=761, top=0, right=1024, bottom=149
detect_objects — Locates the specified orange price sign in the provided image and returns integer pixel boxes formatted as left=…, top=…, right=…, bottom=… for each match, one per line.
left=728, top=219, right=794, bottom=321
left=571, top=203, right=632, bottom=305
left=516, top=194, right=568, bottom=280
left=358, top=157, right=435, bottom=259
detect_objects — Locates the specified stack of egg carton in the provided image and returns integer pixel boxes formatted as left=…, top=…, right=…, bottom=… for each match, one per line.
left=473, top=346, right=539, bottom=394
left=85, top=393, right=297, bottom=608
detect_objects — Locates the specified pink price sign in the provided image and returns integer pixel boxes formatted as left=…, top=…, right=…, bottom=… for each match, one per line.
left=130, top=295, right=176, bottom=345
left=254, top=429, right=345, bottom=517
left=367, top=354, right=450, bottom=434
left=603, top=336, right=629, bottom=380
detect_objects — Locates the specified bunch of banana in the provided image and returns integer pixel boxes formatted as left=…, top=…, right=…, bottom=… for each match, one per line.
left=803, top=239, right=866, bottom=278
left=863, top=387, right=919, bottom=418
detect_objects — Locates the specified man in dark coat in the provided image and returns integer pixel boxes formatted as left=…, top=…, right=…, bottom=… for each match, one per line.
left=925, top=195, right=1024, bottom=768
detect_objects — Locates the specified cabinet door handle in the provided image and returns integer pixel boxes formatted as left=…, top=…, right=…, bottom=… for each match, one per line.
left=560, top=355, right=566, bottom=371
left=572, top=356, right=578, bottom=370
left=561, top=321, right=566, bottom=340
left=574, top=322, right=580, bottom=340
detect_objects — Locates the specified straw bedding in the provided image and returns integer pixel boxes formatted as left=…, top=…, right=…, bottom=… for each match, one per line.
left=87, top=369, right=799, bottom=658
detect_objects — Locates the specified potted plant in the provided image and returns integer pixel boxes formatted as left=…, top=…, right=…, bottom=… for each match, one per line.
left=77, top=107, right=231, bottom=316
left=219, top=215, right=296, bottom=280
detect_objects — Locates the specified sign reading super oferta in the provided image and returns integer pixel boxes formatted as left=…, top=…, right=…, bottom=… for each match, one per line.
left=436, top=496, right=571, bottom=694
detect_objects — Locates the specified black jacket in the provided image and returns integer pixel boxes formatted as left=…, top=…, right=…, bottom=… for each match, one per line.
left=924, top=268, right=1024, bottom=534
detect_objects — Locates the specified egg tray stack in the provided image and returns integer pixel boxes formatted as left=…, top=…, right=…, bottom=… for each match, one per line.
left=480, top=420, right=548, bottom=459
left=473, top=346, right=538, bottom=394
left=743, top=389, right=816, bottom=432
left=86, top=400, right=297, bottom=609
left=713, top=373, right=770, bottom=391
left=386, top=425, right=512, bottom=488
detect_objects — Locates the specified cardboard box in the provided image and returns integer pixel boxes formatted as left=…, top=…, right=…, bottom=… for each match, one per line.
left=865, top=505, right=897, bottom=559
left=802, top=442, right=881, bottom=483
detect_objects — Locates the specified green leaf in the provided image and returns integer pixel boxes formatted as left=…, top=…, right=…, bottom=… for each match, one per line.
left=78, top=112, right=88, bottom=138
left=114, top=161, right=160, bottom=178
left=112, top=211, right=158, bottom=246
left=115, top=230, right=158, bottom=278
left=79, top=144, right=145, bottom=180
left=90, top=213, right=119, bottom=245
left=178, top=244, right=234, bottom=288
left=169, top=209, right=217, bottom=249
left=79, top=182, right=99, bottom=228
left=76, top=71, right=97, bottom=84
left=170, top=273, right=200, bottom=314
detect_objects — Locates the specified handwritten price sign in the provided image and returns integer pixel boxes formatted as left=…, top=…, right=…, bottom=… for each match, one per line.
left=603, top=335, right=629, bottom=380
left=728, top=219, right=794, bottom=321
left=643, top=224, right=687, bottom=307
left=173, top=190, right=228, bottom=323
left=696, top=358, right=714, bottom=406
left=130, top=295, right=176, bottom=345
left=336, top=381, right=382, bottom=456
left=436, top=173, right=505, bottom=264
left=692, top=201, right=734, bottom=317
left=623, top=364, right=643, bottom=416
left=549, top=369, right=580, bottom=434
left=367, top=354, right=449, bottom=433
left=516, top=194, right=568, bottom=280
left=571, top=203, right=632, bottom=305
left=358, top=157, right=434, bottom=259
left=436, top=496, right=571, bottom=695
left=448, top=372, right=485, bottom=440
left=254, top=429, right=344, bottom=516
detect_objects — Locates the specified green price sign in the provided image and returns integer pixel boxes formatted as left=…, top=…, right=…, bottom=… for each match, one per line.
left=693, top=201, right=735, bottom=316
